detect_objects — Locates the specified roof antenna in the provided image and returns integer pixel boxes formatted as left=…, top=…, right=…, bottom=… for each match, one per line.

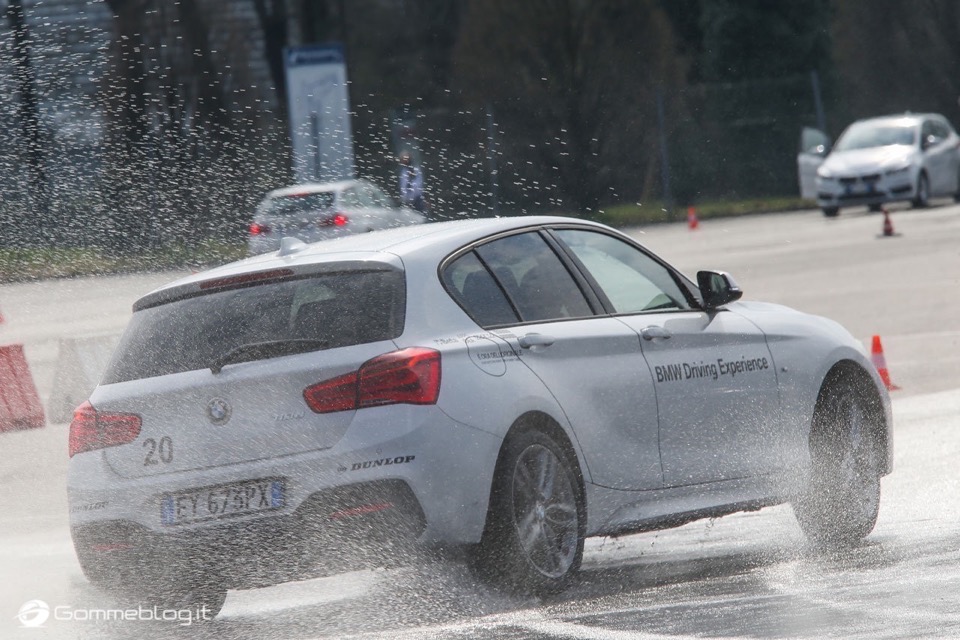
left=278, top=237, right=307, bottom=256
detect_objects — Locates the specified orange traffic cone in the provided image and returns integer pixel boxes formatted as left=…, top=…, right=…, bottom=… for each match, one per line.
left=881, top=207, right=896, bottom=237
left=870, top=335, right=900, bottom=391
left=687, top=206, right=699, bottom=230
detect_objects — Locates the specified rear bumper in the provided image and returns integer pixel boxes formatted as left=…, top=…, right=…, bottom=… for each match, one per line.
left=68, top=404, right=502, bottom=590
left=72, top=479, right=427, bottom=591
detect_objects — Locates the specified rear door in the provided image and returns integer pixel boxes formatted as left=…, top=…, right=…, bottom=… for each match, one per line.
left=923, top=117, right=958, bottom=195
left=549, top=228, right=783, bottom=487
left=444, top=231, right=663, bottom=491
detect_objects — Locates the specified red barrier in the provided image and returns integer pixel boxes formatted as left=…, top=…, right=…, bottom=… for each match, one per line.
left=0, top=344, right=45, bottom=431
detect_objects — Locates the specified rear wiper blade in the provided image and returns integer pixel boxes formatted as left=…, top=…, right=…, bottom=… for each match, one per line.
left=210, top=339, right=328, bottom=374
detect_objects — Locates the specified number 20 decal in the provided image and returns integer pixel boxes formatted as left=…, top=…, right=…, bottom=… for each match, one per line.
left=143, top=436, right=174, bottom=466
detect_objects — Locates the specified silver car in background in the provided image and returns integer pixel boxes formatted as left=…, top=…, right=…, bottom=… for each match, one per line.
left=800, top=113, right=960, bottom=217
left=248, top=178, right=426, bottom=254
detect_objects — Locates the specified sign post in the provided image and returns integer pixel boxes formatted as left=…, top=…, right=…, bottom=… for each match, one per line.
left=284, top=44, right=355, bottom=183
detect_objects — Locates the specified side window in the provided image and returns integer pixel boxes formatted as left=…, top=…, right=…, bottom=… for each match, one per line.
left=368, top=184, right=389, bottom=207
left=340, top=187, right=362, bottom=208
left=553, top=229, right=692, bottom=314
left=443, top=252, right=519, bottom=327
left=933, top=119, right=950, bottom=140
left=476, top=232, right=592, bottom=322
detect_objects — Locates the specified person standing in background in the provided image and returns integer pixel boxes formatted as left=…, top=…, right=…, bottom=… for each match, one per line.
left=398, top=151, right=427, bottom=214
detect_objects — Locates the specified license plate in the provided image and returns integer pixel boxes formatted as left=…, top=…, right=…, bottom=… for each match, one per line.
left=161, top=479, right=284, bottom=526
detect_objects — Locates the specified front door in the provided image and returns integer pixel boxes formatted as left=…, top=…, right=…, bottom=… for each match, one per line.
left=549, top=228, right=783, bottom=488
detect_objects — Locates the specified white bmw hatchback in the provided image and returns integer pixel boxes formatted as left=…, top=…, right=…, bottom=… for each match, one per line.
left=68, top=216, right=892, bottom=616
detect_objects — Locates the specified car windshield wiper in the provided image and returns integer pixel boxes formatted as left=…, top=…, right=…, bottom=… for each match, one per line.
left=210, top=339, right=328, bottom=374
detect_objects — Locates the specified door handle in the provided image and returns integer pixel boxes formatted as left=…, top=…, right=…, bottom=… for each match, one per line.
left=518, top=333, right=556, bottom=349
left=640, top=326, right=672, bottom=340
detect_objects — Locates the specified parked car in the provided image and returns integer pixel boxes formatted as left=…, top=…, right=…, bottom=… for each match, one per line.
left=247, top=178, right=426, bottom=254
left=797, top=113, right=960, bottom=216
left=69, top=216, right=892, bottom=617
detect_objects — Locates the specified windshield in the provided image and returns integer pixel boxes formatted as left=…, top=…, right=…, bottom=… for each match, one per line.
left=103, top=270, right=404, bottom=383
left=834, top=122, right=917, bottom=151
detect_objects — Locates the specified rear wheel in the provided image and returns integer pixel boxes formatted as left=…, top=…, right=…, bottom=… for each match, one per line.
left=793, top=378, right=882, bottom=546
left=473, top=428, right=585, bottom=595
left=822, top=206, right=840, bottom=217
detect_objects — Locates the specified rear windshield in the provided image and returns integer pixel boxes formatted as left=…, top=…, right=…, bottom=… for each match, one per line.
left=103, top=270, right=405, bottom=384
left=264, top=192, right=336, bottom=216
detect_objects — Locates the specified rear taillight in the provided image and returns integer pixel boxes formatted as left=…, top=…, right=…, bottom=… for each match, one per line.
left=249, top=222, right=271, bottom=235
left=303, top=348, right=441, bottom=414
left=69, top=401, right=142, bottom=458
left=319, top=213, right=349, bottom=227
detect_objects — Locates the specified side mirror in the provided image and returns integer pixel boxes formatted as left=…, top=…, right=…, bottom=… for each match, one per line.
left=799, top=127, right=830, bottom=156
left=697, top=270, right=743, bottom=309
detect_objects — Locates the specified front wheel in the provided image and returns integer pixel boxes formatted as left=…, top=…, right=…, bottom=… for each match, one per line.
left=822, top=206, right=840, bottom=217
left=473, top=429, right=585, bottom=595
left=793, top=379, right=882, bottom=546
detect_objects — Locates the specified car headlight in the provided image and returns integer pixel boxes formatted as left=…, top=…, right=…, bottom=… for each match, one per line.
left=816, top=166, right=835, bottom=180
left=884, top=165, right=910, bottom=176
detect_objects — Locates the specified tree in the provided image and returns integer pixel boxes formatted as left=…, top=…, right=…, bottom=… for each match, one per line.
left=698, top=0, right=832, bottom=82
left=453, top=0, right=684, bottom=214
left=99, top=0, right=283, bottom=249
left=6, top=0, right=49, bottom=230
left=831, top=0, right=960, bottom=130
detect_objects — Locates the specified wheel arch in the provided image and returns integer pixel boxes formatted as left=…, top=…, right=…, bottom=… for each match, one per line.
left=480, top=410, right=588, bottom=535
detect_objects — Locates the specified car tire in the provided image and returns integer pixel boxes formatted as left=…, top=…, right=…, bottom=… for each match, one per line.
left=473, top=428, right=585, bottom=595
left=793, top=378, right=882, bottom=546
left=953, top=168, right=960, bottom=202
left=822, top=207, right=840, bottom=217
left=912, top=172, right=930, bottom=208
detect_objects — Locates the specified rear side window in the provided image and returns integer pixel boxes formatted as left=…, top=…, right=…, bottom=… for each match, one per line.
left=264, top=192, right=335, bottom=216
left=477, top=232, right=592, bottom=323
left=103, top=271, right=405, bottom=383
left=443, top=251, right=519, bottom=327
left=443, top=231, right=593, bottom=327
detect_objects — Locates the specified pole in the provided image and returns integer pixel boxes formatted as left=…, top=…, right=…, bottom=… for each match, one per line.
left=656, top=87, right=674, bottom=217
left=810, top=70, right=826, bottom=134
left=485, top=104, right=499, bottom=216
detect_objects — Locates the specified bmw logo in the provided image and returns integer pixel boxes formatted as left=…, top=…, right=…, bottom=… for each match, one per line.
left=207, top=398, right=232, bottom=425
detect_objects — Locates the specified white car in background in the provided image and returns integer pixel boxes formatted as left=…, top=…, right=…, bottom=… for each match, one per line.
left=798, top=113, right=960, bottom=216
left=69, top=216, right=892, bottom=617
left=247, top=178, right=426, bottom=254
